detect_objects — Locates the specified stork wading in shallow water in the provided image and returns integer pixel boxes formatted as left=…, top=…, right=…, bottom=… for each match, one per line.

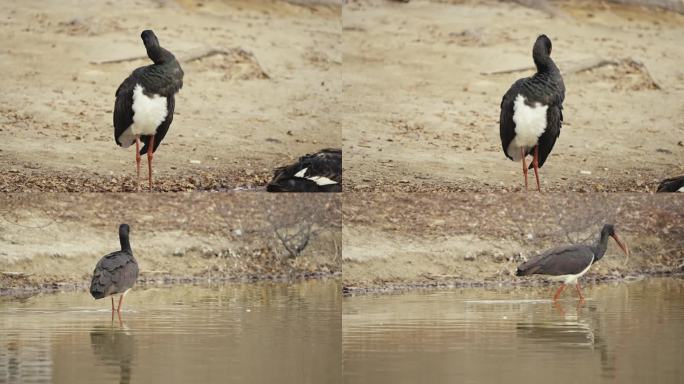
left=114, top=30, right=183, bottom=190
left=515, top=224, right=629, bottom=302
left=267, top=148, right=342, bottom=192
left=90, top=224, right=139, bottom=313
left=500, top=35, right=565, bottom=192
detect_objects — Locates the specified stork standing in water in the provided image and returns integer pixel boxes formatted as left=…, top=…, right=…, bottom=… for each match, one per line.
left=90, top=224, right=139, bottom=313
left=267, top=148, right=342, bottom=192
left=114, top=30, right=183, bottom=190
left=500, top=35, right=565, bottom=192
left=516, top=224, right=629, bottom=301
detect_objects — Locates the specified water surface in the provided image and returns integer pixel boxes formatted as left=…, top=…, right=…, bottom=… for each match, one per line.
left=1, top=280, right=341, bottom=384
left=343, top=278, right=684, bottom=384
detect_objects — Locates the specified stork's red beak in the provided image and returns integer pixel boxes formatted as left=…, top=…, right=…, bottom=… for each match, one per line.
left=611, top=233, right=630, bottom=257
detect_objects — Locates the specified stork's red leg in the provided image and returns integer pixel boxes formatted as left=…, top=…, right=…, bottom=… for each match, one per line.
left=117, top=294, right=125, bottom=313
left=553, top=284, right=566, bottom=301
left=111, top=296, right=115, bottom=312
left=147, top=135, right=155, bottom=191
left=135, top=136, right=141, bottom=185
left=575, top=282, right=585, bottom=302
left=116, top=310, right=123, bottom=326
left=532, top=145, right=541, bottom=192
left=552, top=300, right=565, bottom=316
left=521, top=148, right=529, bottom=191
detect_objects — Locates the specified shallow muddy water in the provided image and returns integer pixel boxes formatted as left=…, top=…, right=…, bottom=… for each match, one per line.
left=343, top=278, right=684, bottom=384
left=0, top=280, right=341, bottom=384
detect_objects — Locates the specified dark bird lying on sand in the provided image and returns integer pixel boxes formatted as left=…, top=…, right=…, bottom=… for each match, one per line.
left=516, top=224, right=629, bottom=301
left=90, top=224, right=139, bottom=313
left=267, top=148, right=342, bottom=192
left=114, top=30, right=183, bottom=190
left=656, top=175, right=684, bottom=192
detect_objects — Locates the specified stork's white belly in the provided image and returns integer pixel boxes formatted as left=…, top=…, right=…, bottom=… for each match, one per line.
left=119, top=84, right=168, bottom=148
left=506, top=94, right=548, bottom=160
left=547, top=255, right=594, bottom=285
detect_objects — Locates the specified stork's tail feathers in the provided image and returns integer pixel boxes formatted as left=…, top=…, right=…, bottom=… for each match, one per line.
left=90, top=271, right=107, bottom=299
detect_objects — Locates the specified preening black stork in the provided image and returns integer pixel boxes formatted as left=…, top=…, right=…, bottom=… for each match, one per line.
left=267, top=148, right=342, bottom=192
left=114, top=30, right=183, bottom=190
left=516, top=224, right=629, bottom=301
left=90, top=224, right=139, bottom=313
left=656, top=175, right=684, bottom=192
left=500, top=35, right=565, bottom=192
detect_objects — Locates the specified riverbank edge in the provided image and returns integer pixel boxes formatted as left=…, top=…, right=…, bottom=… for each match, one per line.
left=342, top=270, right=684, bottom=297
left=0, top=271, right=341, bottom=298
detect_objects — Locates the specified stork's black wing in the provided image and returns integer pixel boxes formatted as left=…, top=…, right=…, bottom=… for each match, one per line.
left=140, top=95, right=174, bottom=155
left=499, top=79, right=524, bottom=160
left=534, top=104, right=562, bottom=168
left=299, top=149, right=342, bottom=182
left=517, top=245, right=594, bottom=276
left=267, top=149, right=342, bottom=192
left=113, top=74, right=138, bottom=147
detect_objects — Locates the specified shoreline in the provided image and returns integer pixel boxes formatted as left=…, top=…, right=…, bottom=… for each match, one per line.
left=342, top=270, right=683, bottom=297
left=1, top=271, right=341, bottom=298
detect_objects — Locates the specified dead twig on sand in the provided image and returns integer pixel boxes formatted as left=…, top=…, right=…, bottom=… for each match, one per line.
left=512, top=0, right=569, bottom=19
left=181, top=48, right=249, bottom=65
left=90, top=47, right=270, bottom=78
left=481, top=57, right=661, bottom=89
left=2, top=272, right=32, bottom=277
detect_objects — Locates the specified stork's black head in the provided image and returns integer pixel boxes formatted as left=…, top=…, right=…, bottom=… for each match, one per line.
left=602, top=223, right=630, bottom=257
left=601, top=223, right=615, bottom=236
left=532, top=34, right=555, bottom=72
left=119, top=223, right=130, bottom=237
left=533, top=34, right=552, bottom=56
left=140, top=30, right=175, bottom=64
left=141, top=30, right=159, bottom=48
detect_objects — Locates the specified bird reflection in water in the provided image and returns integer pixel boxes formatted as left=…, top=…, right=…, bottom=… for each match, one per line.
left=517, top=307, right=595, bottom=348
left=90, top=311, right=135, bottom=384
left=516, top=300, right=617, bottom=378
left=552, top=298, right=584, bottom=316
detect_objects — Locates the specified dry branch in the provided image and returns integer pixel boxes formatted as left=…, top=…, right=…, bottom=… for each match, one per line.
left=511, top=0, right=569, bottom=18
left=270, top=218, right=313, bottom=259
left=2, top=271, right=32, bottom=277
left=91, top=47, right=270, bottom=78
left=482, top=57, right=661, bottom=89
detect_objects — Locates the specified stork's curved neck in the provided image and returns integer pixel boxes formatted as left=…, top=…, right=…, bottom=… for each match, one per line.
left=119, top=229, right=132, bottom=254
left=532, top=44, right=560, bottom=73
left=592, top=230, right=610, bottom=262
left=147, top=45, right=175, bottom=65
left=533, top=53, right=559, bottom=75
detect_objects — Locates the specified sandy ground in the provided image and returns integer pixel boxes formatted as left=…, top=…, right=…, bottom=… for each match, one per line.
left=342, top=193, right=684, bottom=293
left=0, top=193, right=341, bottom=294
left=343, top=0, right=684, bottom=192
left=0, top=0, right=341, bottom=192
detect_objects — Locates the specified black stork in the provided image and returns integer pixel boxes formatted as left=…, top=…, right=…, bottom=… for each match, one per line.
left=114, top=30, right=183, bottom=190
left=516, top=224, right=629, bottom=301
left=90, top=224, right=139, bottom=313
left=266, top=148, right=342, bottom=192
left=500, top=35, right=565, bottom=192
left=656, top=175, right=684, bottom=192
